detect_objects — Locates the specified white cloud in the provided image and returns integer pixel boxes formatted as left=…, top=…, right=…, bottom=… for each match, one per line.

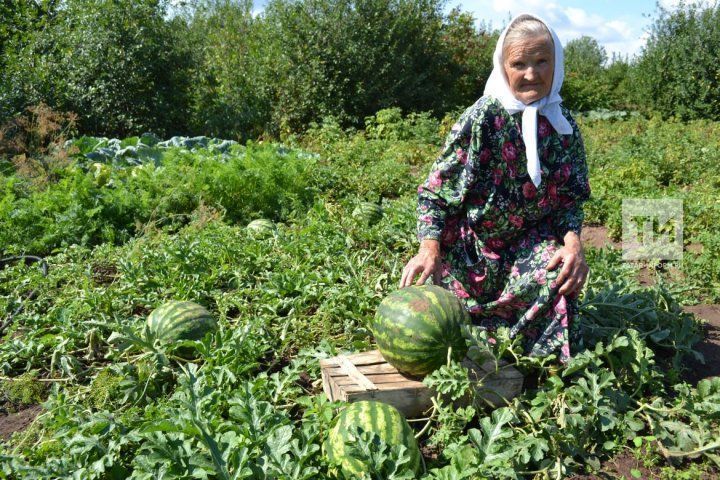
left=460, top=0, right=651, bottom=60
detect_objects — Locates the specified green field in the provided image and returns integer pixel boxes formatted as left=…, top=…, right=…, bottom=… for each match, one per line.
left=0, top=110, right=718, bottom=478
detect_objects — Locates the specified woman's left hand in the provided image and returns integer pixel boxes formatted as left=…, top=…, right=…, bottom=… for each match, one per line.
left=546, top=233, right=589, bottom=297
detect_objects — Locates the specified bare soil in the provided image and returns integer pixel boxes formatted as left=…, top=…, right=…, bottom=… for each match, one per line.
left=581, top=225, right=621, bottom=250
left=569, top=451, right=716, bottom=479
left=0, top=404, right=41, bottom=441
left=681, top=304, right=720, bottom=385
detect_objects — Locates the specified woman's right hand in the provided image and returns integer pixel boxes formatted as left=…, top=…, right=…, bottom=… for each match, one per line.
left=400, top=239, right=442, bottom=288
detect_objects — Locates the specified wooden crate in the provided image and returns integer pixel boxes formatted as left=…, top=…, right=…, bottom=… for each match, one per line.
left=320, top=350, right=524, bottom=418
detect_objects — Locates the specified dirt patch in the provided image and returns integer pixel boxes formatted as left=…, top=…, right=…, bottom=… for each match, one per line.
left=568, top=451, right=652, bottom=479
left=681, top=304, right=720, bottom=385
left=686, top=243, right=703, bottom=255
left=581, top=226, right=620, bottom=250
left=91, top=261, right=118, bottom=285
left=568, top=451, right=716, bottom=479
left=580, top=226, right=702, bottom=255
left=637, top=266, right=655, bottom=286
left=0, top=404, right=41, bottom=441
left=419, top=441, right=441, bottom=464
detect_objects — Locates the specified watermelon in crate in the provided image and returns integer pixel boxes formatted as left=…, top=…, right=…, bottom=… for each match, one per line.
left=372, top=285, right=469, bottom=377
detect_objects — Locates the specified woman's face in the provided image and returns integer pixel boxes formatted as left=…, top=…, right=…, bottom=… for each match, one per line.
left=503, top=35, right=554, bottom=105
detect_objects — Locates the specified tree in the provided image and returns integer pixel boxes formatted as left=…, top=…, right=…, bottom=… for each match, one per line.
left=183, top=0, right=274, bottom=140
left=633, top=2, right=720, bottom=120
left=439, top=8, right=498, bottom=110
left=261, top=0, right=452, bottom=135
left=561, top=35, right=611, bottom=111
left=1, top=0, right=194, bottom=137
left=564, top=35, right=607, bottom=76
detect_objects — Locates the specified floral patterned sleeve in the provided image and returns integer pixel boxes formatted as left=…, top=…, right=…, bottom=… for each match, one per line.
left=550, top=115, right=591, bottom=239
left=416, top=101, right=491, bottom=242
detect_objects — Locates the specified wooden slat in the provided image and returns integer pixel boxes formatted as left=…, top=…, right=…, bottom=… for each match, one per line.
left=335, top=372, right=421, bottom=386
left=324, top=362, right=399, bottom=376
left=320, top=350, right=385, bottom=369
left=345, top=389, right=436, bottom=418
left=336, top=355, right=378, bottom=392
left=342, top=381, right=426, bottom=394
left=321, top=367, right=334, bottom=400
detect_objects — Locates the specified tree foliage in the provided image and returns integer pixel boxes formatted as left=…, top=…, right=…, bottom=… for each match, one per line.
left=183, top=0, right=274, bottom=141
left=261, top=0, right=452, bottom=135
left=1, top=0, right=193, bottom=137
left=564, top=36, right=607, bottom=76
left=561, top=36, right=612, bottom=112
left=3, top=0, right=718, bottom=138
left=633, top=2, right=720, bottom=120
left=438, top=8, right=498, bottom=111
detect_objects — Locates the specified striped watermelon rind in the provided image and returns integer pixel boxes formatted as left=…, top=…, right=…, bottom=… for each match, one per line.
left=146, top=301, right=217, bottom=345
left=373, top=285, right=469, bottom=377
left=352, top=202, right=383, bottom=226
left=246, top=219, right=277, bottom=237
left=324, top=401, right=422, bottom=476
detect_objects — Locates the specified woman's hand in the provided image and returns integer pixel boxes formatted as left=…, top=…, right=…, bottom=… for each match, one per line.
left=400, top=239, right=442, bottom=288
left=546, top=232, right=589, bottom=297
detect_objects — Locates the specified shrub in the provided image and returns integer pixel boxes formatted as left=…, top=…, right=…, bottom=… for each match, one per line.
left=438, top=9, right=498, bottom=111
left=183, top=0, right=273, bottom=141
left=0, top=104, right=78, bottom=185
left=261, top=0, right=451, bottom=135
left=633, top=2, right=720, bottom=120
left=1, top=0, right=193, bottom=137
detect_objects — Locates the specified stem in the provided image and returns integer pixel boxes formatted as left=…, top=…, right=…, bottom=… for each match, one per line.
left=635, top=399, right=686, bottom=415
left=406, top=417, right=432, bottom=423
left=414, top=401, right=438, bottom=440
left=662, top=441, right=720, bottom=458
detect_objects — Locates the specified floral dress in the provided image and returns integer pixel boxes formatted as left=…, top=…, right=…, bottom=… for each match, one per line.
left=417, top=95, right=591, bottom=363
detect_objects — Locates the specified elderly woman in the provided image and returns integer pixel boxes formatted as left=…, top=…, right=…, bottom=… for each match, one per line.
left=400, top=13, right=591, bottom=364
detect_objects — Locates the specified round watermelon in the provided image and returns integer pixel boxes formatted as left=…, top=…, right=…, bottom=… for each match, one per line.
left=324, top=401, right=422, bottom=476
left=352, top=202, right=383, bottom=226
left=246, top=219, right=277, bottom=237
left=373, top=285, right=470, bottom=377
left=146, top=301, right=217, bottom=345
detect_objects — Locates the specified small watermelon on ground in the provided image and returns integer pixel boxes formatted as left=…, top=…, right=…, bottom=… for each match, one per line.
left=352, top=201, right=383, bottom=226
left=145, top=301, right=217, bottom=346
left=246, top=219, right=277, bottom=237
left=324, top=400, right=422, bottom=476
left=373, top=285, right=470, bottom=377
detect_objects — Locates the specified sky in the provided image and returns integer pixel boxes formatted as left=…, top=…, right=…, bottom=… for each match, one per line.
left=248, top=0, right=715, bottom=61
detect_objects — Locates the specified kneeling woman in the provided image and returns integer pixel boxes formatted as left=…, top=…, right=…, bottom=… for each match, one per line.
left=400, top=13, right=591, bottom=364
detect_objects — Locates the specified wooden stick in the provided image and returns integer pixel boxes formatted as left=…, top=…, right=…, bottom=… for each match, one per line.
left=336, top=355, right=378, bottom=392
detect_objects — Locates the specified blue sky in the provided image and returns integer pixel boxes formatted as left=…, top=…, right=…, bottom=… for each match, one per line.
left=443, top=0, right=667, bottom=59
left=248, top=0, right=710, bottom=60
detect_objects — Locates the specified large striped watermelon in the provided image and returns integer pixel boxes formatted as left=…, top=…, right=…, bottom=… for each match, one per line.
left=324, top=401, right=422, bottom=476
left=146, top=301, right=217, bottom=345
left=373, top=285, right=470, bottom=377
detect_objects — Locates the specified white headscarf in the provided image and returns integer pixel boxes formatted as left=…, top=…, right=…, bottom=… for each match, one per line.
left=483, top=13, right=573, bottom=188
